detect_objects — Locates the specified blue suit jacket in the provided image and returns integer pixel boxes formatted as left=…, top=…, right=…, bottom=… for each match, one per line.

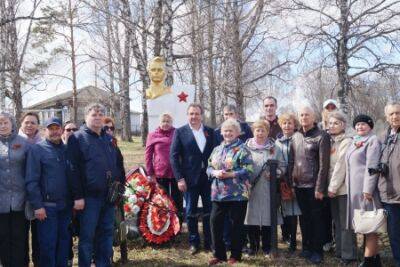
left=170, top=124, right=214, bottom=187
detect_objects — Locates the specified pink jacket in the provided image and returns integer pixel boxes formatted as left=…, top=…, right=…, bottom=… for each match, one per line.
left=145, top=127, right=175, bottom=178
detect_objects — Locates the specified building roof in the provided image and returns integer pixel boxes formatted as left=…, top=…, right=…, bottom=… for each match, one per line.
left=26, top=86, right=111, bottom=109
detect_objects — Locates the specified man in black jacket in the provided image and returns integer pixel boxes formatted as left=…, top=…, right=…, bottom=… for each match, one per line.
left=170, top=103, right=214, bottom=254
left=67, top=103, right=124, bottom=267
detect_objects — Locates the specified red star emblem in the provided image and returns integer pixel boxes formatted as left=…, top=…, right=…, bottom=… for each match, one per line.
left=177, top=91, right=188, bottom=102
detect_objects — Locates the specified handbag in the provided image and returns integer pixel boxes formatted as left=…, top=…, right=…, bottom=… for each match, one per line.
left=280, top=180, right=294, bottom=201
left=352, top=199, right=387, bottom=234
left=25, top=201, right=35, bottom=221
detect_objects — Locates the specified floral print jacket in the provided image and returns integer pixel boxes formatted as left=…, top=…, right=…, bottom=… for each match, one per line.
left=207, top=139, right=253, bottom=201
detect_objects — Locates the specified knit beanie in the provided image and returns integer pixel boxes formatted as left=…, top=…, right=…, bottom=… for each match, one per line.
left=353, top=114, right=374, bottom=129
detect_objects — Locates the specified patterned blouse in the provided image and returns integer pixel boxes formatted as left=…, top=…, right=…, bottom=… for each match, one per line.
left=207, top=139, right=253, bottom=201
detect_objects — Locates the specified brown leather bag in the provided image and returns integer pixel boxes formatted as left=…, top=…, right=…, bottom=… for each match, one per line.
left=280, top=180, right=294, bottom=201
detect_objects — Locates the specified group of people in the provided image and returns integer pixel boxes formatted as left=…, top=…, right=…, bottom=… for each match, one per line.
left=1, top=98, right=399, bottom=267
left=145, top=98, right=400, bottom=267
left=0, top=103, right=125, bottom=267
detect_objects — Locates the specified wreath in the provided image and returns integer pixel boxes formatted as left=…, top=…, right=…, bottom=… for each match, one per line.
left=123, top=166, right=180, bottom=244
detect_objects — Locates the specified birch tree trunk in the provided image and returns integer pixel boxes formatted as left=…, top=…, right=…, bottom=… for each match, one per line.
left=120, top=0, right=132, bottom=141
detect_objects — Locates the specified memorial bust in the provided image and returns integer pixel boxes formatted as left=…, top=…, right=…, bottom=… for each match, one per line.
left=146, top=57, right=172, bottom=100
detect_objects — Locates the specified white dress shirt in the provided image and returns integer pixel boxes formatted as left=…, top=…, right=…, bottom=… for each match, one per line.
left=190, top=124, right=206, bottom=153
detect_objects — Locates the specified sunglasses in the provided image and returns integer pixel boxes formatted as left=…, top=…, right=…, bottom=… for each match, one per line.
left=65, top=128, right=78, bottom=132
left=104, top=126, right=115, bottom=131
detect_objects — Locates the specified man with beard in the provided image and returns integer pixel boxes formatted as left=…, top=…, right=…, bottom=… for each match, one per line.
left=25, top=117, right=72, bottom=267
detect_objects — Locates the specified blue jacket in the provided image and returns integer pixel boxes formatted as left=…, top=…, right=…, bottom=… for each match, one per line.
left=0, top=133, right=30, bottom=213
left=170, top=124, right=214, bottom=187
left=214, top=121, right=253, bottom=146
left=25, top=139, right=70, bottom=210
left=66, top=126, right=124, bottom=200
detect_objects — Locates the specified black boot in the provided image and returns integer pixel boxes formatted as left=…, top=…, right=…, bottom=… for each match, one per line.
left=373, top=254, right=382, bottom=267
left=358, top=256, right=374, bottom=267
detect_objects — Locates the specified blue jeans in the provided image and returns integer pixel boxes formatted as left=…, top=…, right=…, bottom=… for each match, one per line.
left=184, top=174, right=212, bottom=247
left=36, top=205, right=72, bottom=267
left=383, top=203, right=400, bottom=267
left=78, top=197, right=115, bottom=267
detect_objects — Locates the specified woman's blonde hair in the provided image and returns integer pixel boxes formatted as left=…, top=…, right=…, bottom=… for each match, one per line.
left=278, top=113, right=299, bottom=130
left=251, top=119, right=270, bottom=133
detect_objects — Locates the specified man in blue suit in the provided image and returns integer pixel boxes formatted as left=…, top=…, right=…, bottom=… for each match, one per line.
left=170, top=103, right=214, bottom=254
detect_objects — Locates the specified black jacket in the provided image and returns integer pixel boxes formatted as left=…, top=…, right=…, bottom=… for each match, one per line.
left=66, top=126, right=124, bottom=200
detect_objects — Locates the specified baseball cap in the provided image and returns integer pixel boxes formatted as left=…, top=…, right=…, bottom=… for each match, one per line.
left=45, top=117, right=62, bottom=128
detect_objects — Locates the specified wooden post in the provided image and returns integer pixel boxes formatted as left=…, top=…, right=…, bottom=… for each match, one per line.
left=268, top=159, right=279, bottom=257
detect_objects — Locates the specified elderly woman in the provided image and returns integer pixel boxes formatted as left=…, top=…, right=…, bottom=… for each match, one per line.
left=207, top=118, right=253, bottom=265
left=0, top=112, right=30, bottom=266
left=326, top=112, right=357, bottom=264
left=346, top=114, right=382, bottom=266
left=244, top=119, right=284, bottom=258
left=275, top=113, right=301, bottom=254
left=145, top=113, right=183, bottom=221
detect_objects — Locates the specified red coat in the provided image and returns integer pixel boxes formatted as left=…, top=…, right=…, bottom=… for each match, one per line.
left=145, top=127, right=175, bottom=178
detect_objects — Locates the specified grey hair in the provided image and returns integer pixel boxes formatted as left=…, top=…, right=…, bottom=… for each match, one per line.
left=221, top=118, right=241, bottom=133
left=223, top=104, right=238, bottom=114
left=384, top=101, right=400, bottom=116
left=297, top=105, right=315, bottom=116
left=159, top=112, right=173, bottom=122
left=328, top=111, right=347, bottom=126
left=0, top=111, right=17, bottom=133
left=85, top=103, right=106, bottom=116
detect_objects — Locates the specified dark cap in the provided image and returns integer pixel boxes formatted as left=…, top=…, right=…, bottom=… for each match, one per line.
left=45, top=117, right=62, bottom=128
left=353, top=114, right=374, bottom=129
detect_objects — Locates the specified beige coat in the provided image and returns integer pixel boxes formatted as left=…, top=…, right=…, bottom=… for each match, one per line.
left=345, top=134, right=382, bottom=229
left=378, top=130, right=400, bottom=204
left=328, top=133, right=351, bottom=196
left=244, top=139, right=284, bottom=226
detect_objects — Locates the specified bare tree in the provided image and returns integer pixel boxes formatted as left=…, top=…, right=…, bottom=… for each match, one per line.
left=283, top=0, right=400, bottom=113
left=0, top=0, right=42, bottom=122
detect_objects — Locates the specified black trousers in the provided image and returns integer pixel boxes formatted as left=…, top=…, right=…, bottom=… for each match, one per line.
left=281, top=217, right=290, bottom=240
left=210, top=201, right=247, bottom=261
left=0, top=211, right=28, bottom=267
left=295, top=188, right=324, bottom=254
left=322, top=197, right=333, bottom=245
left=25, top=219, right=40, bottom=266
left=156, top=178, right=184, bottom=224
left=285, top=215, right=298, bottom=249
left=247, top=225, right=271, bottom=253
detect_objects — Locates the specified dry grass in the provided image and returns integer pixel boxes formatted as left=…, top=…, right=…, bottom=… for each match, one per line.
left=71, top=139, right=396, bottom=267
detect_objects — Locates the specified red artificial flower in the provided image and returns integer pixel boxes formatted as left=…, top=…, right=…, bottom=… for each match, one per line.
left=204, top=130, right=209, bottom=138
left=355, top=141, right=365, bottom=148
left=123, top=204, right=131, bottom=213
left=12, top=143, right=22, bottom=150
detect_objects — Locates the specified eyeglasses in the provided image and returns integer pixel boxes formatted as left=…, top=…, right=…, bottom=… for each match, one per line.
left=65, top=128, right=78, bottom=132
left=104, top=126, right=115, bottom=131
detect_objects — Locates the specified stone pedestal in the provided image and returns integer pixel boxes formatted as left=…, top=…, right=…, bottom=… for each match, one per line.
left=147, top=84, right=195, bottom=132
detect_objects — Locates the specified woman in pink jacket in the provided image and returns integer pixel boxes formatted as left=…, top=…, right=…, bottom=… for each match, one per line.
left=145, top=113, right=183, bottom=222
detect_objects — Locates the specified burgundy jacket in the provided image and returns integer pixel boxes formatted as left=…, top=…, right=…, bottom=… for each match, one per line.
left=145, top=127, right=175, bottom=178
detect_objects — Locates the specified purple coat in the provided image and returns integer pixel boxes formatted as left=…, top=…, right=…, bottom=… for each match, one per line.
left=145, top=127, right=175, bottom=179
